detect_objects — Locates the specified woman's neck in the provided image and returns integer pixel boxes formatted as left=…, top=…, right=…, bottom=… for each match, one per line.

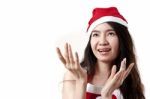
left=95, top=61, right=112, bottom=77
left=90, top=61, right=112, bottom=86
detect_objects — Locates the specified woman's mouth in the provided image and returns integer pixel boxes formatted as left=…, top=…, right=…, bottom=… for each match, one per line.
left=98, top=48, right=111, bottom=54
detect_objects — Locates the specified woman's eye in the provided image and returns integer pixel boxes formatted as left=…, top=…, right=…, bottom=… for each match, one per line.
left=92, top=33, right=99, bottom=37
left=108, top=32, right=116, bottom=36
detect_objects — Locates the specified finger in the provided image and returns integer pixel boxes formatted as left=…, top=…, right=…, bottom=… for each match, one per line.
left=64, top=43, right=70, bottom=68
left=75, top=52, right=80, bottom=70
left=120, top=63, right=134, bottom=83
left=68, top=44, right=75, bottom=64
left=56, top=47, right=66, bottom=64
left=119, top=58, right=126, bottom=71
left=117, top=58, right=127, bottom=84
left=120, top=70, right=126, bottom=84
left=110, top=65, right=117, bottom=78
left=112, top=59, right=127, bottom=86
left=75, top=52, right=86, bottom=78
left=69, top=52, right=80, bottom=78
left=114, top=70, right=123, bottom=80
left=124, top=63, right=134, bottom=79
left=113, top=70, right=124, bottom=85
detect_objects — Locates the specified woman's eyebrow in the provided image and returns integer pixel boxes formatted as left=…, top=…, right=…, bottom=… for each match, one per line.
left=91, top=30, right=100, bottom=33
left=91, top=29, right=115, bottom=33
left=106, top=29, right=115, bottom=32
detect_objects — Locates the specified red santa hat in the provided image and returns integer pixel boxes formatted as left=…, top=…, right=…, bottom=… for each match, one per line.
left=87, top=7, right=128, bottom=34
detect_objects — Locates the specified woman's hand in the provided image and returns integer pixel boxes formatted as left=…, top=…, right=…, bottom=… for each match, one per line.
left=56, top=43, right=87, bottom=83
left=101, top=58, right=134, bottom=98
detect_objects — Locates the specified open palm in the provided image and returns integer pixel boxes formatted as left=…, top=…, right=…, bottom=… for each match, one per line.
left=56, top=43, right=87, bottom=82
left=101, top=58, right=134, bottom=97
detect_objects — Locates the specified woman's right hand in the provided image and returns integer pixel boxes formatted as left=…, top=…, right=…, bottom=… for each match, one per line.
left=56, top=43, right=87, bottom=84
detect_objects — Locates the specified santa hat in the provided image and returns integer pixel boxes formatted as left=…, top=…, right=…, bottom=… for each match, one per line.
left=87, top=7, right=128, bottom=34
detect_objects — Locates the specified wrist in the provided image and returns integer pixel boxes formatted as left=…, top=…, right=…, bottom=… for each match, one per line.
left=76, top=80, right=87, bottom=87
left=76, top=80, right=87, bottom=92
left=101, top=93, right=112, bottom=99
left=76, top=78, right=87, bottom=85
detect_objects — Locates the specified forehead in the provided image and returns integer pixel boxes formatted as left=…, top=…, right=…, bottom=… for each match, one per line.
left=92, top=22, right=113, bottom=31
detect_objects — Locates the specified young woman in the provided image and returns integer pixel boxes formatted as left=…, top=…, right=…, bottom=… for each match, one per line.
left=56, top=7, right=145, bottom=99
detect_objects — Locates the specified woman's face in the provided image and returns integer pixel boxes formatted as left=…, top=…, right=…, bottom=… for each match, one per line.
left=90, top=23, right=119, bottom=63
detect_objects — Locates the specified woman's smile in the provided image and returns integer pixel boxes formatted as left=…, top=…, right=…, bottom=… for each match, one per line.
left=97, top=48, right=111, bottom=55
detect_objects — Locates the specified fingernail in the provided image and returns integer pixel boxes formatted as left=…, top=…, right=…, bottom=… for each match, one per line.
left=131, top=63, right=135, bottom=66
left=124, top=58, right=126, bottom=64
left=66, top=42, right=68, bottom=46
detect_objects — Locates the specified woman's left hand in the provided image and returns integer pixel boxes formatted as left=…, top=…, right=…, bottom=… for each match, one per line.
left=101, top=58, right=134, bottom=98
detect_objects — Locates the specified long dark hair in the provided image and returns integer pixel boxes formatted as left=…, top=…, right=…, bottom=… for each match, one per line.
left=80, top=22, right=145, bottom=99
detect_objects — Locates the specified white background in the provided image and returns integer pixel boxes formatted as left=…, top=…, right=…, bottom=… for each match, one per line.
left=0, top=0, right=149, bottom=99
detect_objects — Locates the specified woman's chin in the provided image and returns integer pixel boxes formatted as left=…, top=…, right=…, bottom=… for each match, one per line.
left=97, top=57, right=114, bottom=63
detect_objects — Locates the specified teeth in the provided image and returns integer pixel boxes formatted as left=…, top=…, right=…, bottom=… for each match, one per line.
left=98, top=49, right=110, bottom=52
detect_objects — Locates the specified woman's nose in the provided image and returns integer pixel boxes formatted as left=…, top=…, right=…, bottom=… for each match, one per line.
left=99, top=35, right=109, bottom=46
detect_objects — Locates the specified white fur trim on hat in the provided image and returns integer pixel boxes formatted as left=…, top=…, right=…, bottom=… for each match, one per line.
left=87, top=16, right=128, bottom=35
